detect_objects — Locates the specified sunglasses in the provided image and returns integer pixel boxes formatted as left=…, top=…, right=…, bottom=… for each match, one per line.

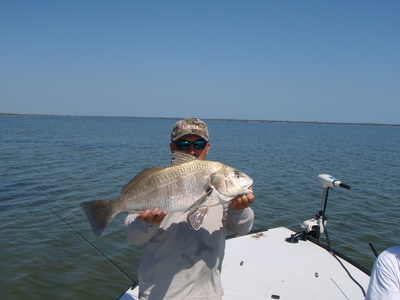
left=175, top=140, right=207, bottom=151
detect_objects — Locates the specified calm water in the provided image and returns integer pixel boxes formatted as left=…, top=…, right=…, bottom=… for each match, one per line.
left=1, top=116, right=400, bottom=299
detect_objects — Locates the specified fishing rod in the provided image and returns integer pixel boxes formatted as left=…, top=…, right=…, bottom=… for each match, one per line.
left=368, top=241, right=379, bottom=258
left=50, top=210, right=138, bottom=287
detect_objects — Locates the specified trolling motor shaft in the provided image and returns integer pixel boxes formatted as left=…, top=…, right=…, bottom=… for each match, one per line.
left=314, top=174, right=351, bottom=241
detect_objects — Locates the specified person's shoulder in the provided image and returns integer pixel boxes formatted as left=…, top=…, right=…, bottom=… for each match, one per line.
left=376, top=245, right=400, bottom=266
left=384, top=245, right=400, bottom=257
left=386, top=245, right=400, bottom=251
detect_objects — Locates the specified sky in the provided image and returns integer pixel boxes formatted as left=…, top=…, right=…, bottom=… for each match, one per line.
left=1, top=1, right=399, bottom=124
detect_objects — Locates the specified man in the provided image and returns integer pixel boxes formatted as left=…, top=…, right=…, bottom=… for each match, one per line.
left=124, top=118, right=255, bottom=300
left=365, top=245, right=400, bottom=299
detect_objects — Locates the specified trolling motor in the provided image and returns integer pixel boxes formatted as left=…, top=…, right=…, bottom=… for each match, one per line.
left=286, top=174, right=351, bottom=243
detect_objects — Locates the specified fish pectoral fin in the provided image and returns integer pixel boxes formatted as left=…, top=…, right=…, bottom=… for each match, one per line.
left=187, top=207, right=209, bottom=230
left=185, top=187, right=213, bottom=230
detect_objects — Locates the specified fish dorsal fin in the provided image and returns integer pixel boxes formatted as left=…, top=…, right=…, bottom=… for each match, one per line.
left=171, top=151, right=197, bottom=165
left=121, top=167, right=164, bottom=194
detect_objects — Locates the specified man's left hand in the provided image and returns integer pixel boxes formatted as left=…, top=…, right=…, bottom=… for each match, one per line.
left=230, top=187, right=255, bottom=210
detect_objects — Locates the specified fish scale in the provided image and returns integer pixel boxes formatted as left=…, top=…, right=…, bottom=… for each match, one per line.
left=120, top=161, right=216, bottom=212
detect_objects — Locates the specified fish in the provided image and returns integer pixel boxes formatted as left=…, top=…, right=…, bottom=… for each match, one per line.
left=80, top=152, right=253, bottom=237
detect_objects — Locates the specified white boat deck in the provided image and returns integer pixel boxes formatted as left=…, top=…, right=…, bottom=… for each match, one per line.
left=119, top=227, right=370, bottom=300
left=222, top=227, right=369, bottom=299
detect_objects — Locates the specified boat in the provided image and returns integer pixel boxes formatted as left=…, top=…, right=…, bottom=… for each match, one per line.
left=118, top=175, right=371, bottom=299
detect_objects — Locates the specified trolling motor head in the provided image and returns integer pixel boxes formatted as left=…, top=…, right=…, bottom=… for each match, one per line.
left=318, top=174, right=351, bottom=190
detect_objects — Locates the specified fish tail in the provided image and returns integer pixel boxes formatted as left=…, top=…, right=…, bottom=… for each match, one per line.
left=80, top=198, right=119, bottom=238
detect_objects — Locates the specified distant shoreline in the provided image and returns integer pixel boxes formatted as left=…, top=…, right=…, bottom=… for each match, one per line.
left=1, top=113, right=399, bottom=127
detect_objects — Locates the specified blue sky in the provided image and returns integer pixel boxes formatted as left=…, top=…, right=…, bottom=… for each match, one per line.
left=1, top=1, right=399, bottom=124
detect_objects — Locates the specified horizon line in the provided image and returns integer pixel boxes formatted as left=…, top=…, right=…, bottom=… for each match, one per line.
left=1, top=112, right=399, bottom=127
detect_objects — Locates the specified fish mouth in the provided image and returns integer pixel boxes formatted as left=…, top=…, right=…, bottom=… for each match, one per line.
left=243, top=184, right=253, bottom=193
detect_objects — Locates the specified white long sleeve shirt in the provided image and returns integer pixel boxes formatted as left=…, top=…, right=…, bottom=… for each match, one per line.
left=365, top=245, right=400, bottom=300
left=124, top=204, right=254, bottom=300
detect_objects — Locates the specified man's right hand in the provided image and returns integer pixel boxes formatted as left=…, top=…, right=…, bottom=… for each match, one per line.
left=139, top=208, right=168, bottom=223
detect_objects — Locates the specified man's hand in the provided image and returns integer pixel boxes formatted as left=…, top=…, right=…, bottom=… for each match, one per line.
left=139, top=208, right=168, bottom=223
left=230, top=187, right=255, bottom=210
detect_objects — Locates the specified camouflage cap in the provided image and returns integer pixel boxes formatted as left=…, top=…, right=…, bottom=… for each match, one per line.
left=171, top=118, right=209, bottom=142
